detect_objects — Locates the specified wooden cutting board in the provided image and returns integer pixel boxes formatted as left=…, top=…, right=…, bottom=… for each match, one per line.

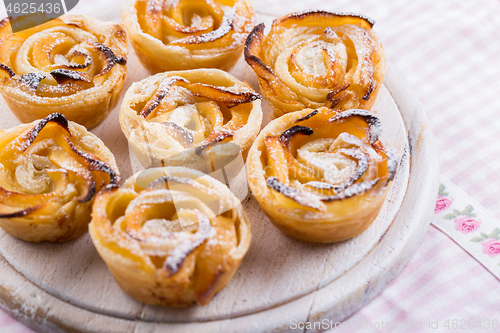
left=0, top=4, right=438, bottom=333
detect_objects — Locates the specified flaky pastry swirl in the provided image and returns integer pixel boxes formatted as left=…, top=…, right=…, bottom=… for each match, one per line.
left=0, top=113, right=120, bottom=242
left=120, top=68, right=262, bottom=172
left=122, top=0, right=255, bottom=72
left=247, top=107, right=397, bottom=243
left=0, top=15, right=128, bottom=129
left=245, top=10, right=385, bottom=117
left=89, top=167, right=251, bottom=306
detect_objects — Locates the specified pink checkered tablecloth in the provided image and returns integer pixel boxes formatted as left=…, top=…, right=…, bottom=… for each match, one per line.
left=1, top=0, right=500, bottom=332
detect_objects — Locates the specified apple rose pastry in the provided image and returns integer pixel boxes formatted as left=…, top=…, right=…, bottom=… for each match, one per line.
left=247, top=107, right=397, bottom=243
left=0, top=113, right=120, bottom=242
left=0, top=15, right=128, bottom=129
left=122, top=0, right=255, bottom=72
left=245, top=11, right=385, bottom=117
left=89, top=167, right=251, bottom=306
left=120, top=69, right=262, bottom=172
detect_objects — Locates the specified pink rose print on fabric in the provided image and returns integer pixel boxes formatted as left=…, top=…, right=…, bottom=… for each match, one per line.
left=481, top=239, right=500, bottom=258
left=435, top=195, right=453, bottom=213
left=453, top=216, right=481, bottom=234
left=471, top=228, right=500, bottom=258
left=443, top=205, right=477, bottom=228
left=435, top=184, right=452, bottom=214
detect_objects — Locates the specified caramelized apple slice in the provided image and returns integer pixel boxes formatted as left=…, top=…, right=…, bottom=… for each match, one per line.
left=143, top=0, right=164, bottom=39
left=162, top=210, right=211, bottom=275
left=89, top=167, right=250, bottom=306
left=246, top=107, right=397, bottom=243
left=275, top=10, right=374, bottom=31
left=264, top=136, right=289, bottom=184
left=244, top=10, right=384, bottom=117
left=141, top=76, right=189, bottom=118
left=16, top=72, right=46, bottom=92
left=278, top=125, right=318, bottom=183
left=141, top=75, right=260, bottom=120
left=31, top=32, right=76, bottom=70
left=50, top=69, right=93, bottom=85
left=266, top=177, right=326, bottom=211
left=0, top=112, right=120, bottom=242
left=171, top=9, right=233, bottom=45
left=245, top=24, right=301, bottom=106
left=0, top=170, right=70, bottom=208
left=120, top=68, right=262, bottom=175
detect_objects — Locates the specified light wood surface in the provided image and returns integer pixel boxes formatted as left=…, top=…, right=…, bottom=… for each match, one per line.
left=0, top=6, right=438, bottom=333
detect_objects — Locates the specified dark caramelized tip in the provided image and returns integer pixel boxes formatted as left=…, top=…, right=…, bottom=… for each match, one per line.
left=0, top=63, right=15, bottom=77
left=0, top=205, right=42, bottom=218
left=22, top=113, right=70, bottom=151
left=295, top=110, right=318, bottom=123
left=140, top=76, right=189, bottom=118
left=244, top=23, right=265, bottom=55
left=279, top=125, right=313, bottom=145
left=329, top=109, right=382, bottom=144
left=322, top=179, right=380, bottom=202
left=65, top=137, right=120, bottom=185
left=51, top=69, right=91, bottom=84
left=279, top=10, right=375, bottom=28
left=115, top=57, right=127, bottom=65
left=362, top=81, right=374, bottom=101
left=94, top=43, right=121, bottom=76
left=266, top=177, right=324, bottom=211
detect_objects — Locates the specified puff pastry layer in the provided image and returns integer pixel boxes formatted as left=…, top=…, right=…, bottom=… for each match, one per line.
left=89, top=167, right=251, bottom=306
left=120, top=68, right=262, bottom=172
left=246, top=107, right=397, bottom=243
left=0, top=113, right=120, bottom=242
left=0, top=15, right=128, bottom=129
left=122, top=0, right=255, bottom=72
left=245, top=10, right=385, bottom=117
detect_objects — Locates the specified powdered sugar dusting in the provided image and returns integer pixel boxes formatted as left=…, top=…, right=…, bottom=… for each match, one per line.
left=19, top=72, right=46, bottom=92
left=172, top=9, right=235, bottom=45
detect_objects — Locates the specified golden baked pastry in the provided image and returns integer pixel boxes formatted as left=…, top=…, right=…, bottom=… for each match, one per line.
left=122, top=0, right=255, bottom=72
left=89, top=167, right=251, bottom=306
left=0, top=113, right=120, bottom=242
left=120, top=68, right=262, bottom=172
left=245, top=10, right=386, bottom=117
left=246, top=107, right=397, bottom=243
left=0, top=15, right=128, bottom=129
